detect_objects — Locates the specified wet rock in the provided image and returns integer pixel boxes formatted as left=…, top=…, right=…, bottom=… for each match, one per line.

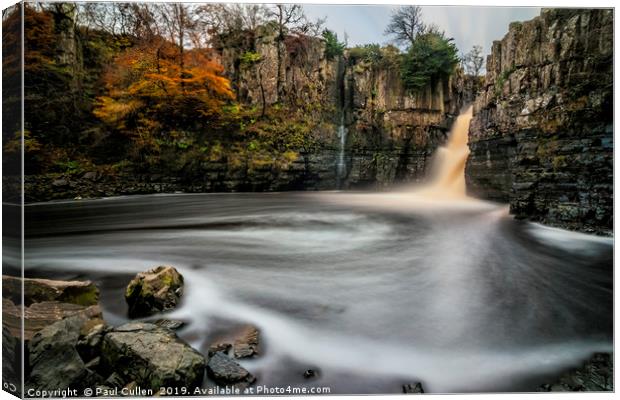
left=208, top=324, right=260, bottom=359
left=207, top=352, right=255, bottom=386
left=403, top=382, right=424, bottom=393
left=208, top=343, right=232, bottom=357
left=233, top=326, right=260, bottom=358
left=125, top=266, right=184, bottom=318
left=152, top=318, right=186, bottom=330
left=538, top=353, right=613, bottom=392
left=101, top=322, right=205, bottom=391
left=3, top=275, right=99, bottom=307
left=26, top=316, right=101, bottom=391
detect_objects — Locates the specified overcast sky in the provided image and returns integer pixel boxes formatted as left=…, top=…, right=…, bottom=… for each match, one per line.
left=303, top=5, right=541, bottom=57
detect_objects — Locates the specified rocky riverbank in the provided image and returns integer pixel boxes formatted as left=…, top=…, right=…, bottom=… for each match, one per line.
left=2, top=269, right=260, bottom=397
left=3, top=267, right=613, bottom=396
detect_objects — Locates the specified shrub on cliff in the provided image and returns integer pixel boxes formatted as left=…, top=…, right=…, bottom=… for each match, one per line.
left=401, top=31, right=459, bottom=93
left=322, top=29, right=346, bottom=60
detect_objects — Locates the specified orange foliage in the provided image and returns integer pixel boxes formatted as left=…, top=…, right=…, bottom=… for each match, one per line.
left=95, top=38, right=234, bottom=127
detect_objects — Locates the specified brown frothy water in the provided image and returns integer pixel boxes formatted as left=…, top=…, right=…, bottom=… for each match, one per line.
left=414, top=105, right=473, bottom=198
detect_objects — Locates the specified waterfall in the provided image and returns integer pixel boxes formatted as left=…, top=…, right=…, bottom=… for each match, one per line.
left=336, top=112, right=348, bottom=188
left=415, top=105, right=474, bottom=198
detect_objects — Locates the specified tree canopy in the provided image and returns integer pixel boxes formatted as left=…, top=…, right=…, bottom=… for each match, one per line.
left=400, top=31, right=460, bottom=93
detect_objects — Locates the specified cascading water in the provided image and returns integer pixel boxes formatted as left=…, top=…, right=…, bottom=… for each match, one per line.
left=415, top=105, right=473, bottom=198
left=336, top=112, right=348, bottom=188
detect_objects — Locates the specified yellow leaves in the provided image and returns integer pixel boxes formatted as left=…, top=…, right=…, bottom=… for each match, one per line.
left=2, top=130, right=42, bottom=154
left=93, top=96, right=143, bottom=125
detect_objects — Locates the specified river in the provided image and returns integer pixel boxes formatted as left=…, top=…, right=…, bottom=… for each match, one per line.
left=19, top=106, right=613, bottom=393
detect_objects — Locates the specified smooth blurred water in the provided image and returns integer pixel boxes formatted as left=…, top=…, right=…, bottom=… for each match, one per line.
left=21, top=191, right=612, bottom=393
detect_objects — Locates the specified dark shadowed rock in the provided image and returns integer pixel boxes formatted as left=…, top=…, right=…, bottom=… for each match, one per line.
left=125, top=266, right=184, bottom=318
left=2, top=325, right=21, bottom=390
left=105, top=372, right=126, bottom=389
left=77, top=321, right=109, bottom=362
left=207, top=352, right=255, bottom=387
left=26, top=315, right=102, bottom=391
left=403, top=382, right=424, bottom=393
left=101, top=322, right=205, bottom=391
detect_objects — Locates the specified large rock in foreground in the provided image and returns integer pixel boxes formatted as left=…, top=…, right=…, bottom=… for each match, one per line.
left=3, top=275, right=99, bottom=307
left=125, top=266, right=184, bottom=317
left=101, top=322, right=205, bottom=391
left=26, top=316, right=101, bottom=392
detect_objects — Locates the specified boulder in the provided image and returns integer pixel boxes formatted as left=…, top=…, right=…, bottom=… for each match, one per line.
left=206, top=352, right=255, bottom=387
left=101, top=322, right=205, bottom=391
left=3, top=297, right=103, bottom=341
left=26, top=316, right=102, bottom=392
left=124, top=266, right=184, bottom=317
left=3, top=275, right=99, bottom=307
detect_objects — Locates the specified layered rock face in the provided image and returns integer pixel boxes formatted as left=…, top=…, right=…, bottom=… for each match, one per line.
left=218, top=34, right=472, bottom=190
left=217, top=26, right=340, bottom=112
left=343, top=56, right=469, bottom=188
left=467, top=9, right=613, bottom=234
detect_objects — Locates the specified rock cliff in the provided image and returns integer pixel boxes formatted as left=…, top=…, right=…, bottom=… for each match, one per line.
left=466, top=9, right=613, bottom=234
left=343, top=51, right=469, bottom=188
left=218, top=33, right=472, bottom=190
left=24, top=33, right=474, bottom=201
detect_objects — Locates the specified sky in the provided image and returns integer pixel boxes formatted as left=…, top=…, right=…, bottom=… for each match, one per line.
left=303, top=5, right=541, bottom=58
